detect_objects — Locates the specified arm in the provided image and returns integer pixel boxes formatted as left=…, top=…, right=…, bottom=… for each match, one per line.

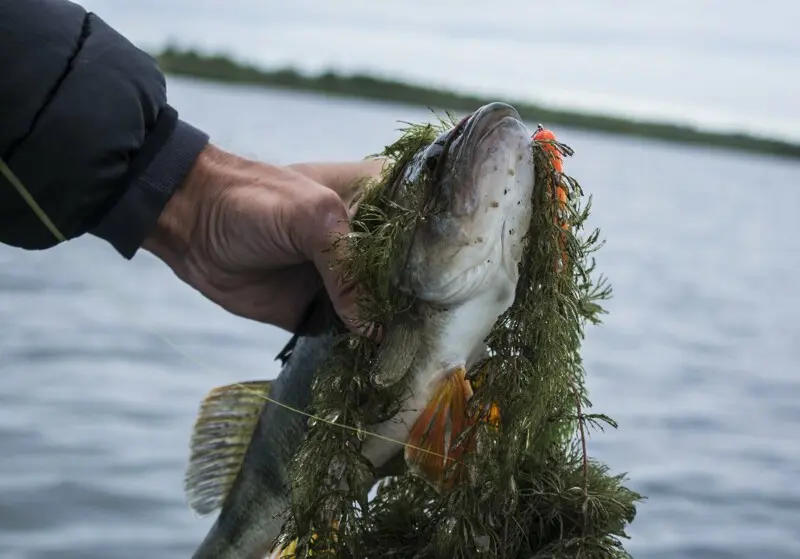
left=0, top=0, right=380, bottom=334
left=0, top=0, right=208, bottom=258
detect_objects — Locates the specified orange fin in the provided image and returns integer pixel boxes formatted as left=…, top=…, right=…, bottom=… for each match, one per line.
left=405, top=365, right=473, bottom=490
left=405, top=366, right=504, bottom=492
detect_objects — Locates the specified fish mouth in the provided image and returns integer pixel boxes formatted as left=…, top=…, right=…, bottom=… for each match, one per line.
left=434, top=103, right=525, bottom=172
left=447, top=102, right=527, bottom=190
left=463, top=102, right=525, bottom=150
left=438, top=102, right=529, bottom=218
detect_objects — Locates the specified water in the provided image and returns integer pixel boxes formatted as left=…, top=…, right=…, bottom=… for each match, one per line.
left=76, top=0, right=800, bottom=142
left=2, top=76, right=800, bottom=558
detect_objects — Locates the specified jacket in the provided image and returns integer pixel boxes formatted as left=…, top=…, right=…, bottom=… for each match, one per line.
left=0, top=0, right=209, bottom=258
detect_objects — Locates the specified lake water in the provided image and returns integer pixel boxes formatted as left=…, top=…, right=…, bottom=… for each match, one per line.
left=1, top=76, right=800, bottom=558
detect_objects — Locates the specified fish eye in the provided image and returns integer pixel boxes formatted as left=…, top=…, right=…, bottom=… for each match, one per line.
left=424, top=144, right=444, bottom=173
left=425, top=154, right=439, bottom=172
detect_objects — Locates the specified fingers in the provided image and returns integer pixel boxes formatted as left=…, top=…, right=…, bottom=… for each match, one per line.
left=288, top=158, right=387, bottom=204
left=287, top=161, right=389, bottom=338
left=305, top=191, right=372, bottom=336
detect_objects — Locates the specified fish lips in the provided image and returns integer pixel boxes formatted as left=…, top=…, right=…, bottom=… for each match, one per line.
left=466, top=102, right=526, bottom=146
left=436, top=102, right=528, bottom=217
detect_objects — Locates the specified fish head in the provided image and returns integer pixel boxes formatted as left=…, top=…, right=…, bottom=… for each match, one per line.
left=397, top=102, right=536, bottom=306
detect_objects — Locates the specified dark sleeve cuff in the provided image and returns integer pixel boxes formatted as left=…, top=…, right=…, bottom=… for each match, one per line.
left=90, top=118, right=209, bottom=259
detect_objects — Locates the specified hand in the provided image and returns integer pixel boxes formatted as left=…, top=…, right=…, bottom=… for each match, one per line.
left=142, top=144, right=386, bottom=334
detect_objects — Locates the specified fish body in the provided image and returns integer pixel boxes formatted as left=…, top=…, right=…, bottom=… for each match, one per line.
left=188, top=322, right=340, bottom=559
left=186, top=102, right=539, bottom=559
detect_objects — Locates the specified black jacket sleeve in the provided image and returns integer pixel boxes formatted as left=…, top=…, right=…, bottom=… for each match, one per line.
left=0, top=0, right=210, bottom=259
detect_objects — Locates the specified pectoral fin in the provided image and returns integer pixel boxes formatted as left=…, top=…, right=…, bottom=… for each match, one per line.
left=184, top=380, right=272, bottom=515
left=404, top=365, right=473, bottom=489
left=405, top=364, right=504, bottom=491
left=371, top=313, right=421, bottom=388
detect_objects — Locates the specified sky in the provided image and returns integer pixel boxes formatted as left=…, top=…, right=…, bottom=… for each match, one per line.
left=74, top=0, right=800, bottom=141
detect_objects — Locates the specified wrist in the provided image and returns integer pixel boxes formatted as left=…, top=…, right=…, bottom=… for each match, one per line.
left=89, top=117, right=209, bottom=259
left=141, top=144, right=223, bottom=273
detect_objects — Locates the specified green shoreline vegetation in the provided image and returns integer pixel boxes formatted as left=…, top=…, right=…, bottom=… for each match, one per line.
left=155, top=47, right=800, bottom=160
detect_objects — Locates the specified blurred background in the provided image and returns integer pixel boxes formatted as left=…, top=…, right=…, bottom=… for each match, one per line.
left=1, top=1, right=799, bottom=558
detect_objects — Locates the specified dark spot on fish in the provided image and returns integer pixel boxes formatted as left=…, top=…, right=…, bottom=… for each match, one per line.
left=508, top=169, right=515, bottom=176
left=493, top=165, right=498, bottom=171
left=476, top=237, right=484, bottom=243
left=509, top=229, right=516, bottom=235
left=504, top=188, right=509, bottom=195
left=490, top=201, right=499, bottom=208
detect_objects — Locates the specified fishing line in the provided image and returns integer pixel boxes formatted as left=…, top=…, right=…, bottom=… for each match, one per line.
left=157, top=332, right=456, bottom=463
left=1, top=157, right=455, bottom=463
left=0, top=159, right=65, bottom=243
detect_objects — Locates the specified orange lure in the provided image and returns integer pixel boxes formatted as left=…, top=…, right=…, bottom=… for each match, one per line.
left=532, top=125, right=570, bottom=269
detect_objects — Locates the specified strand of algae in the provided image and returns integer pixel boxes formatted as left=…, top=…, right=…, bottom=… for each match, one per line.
left=278, top=113, right=644, bottom=558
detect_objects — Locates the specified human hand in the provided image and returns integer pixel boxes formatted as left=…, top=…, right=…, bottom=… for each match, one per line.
left=142, top=144, right=386, bottom=335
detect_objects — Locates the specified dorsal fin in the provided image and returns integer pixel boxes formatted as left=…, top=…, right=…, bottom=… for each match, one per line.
left=184, top=380, right=272, bottom=515
left=275, top=288, right=342, bottom=366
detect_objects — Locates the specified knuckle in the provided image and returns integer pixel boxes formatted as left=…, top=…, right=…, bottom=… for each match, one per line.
left=294, top=186, right=351, bottom=258
left=310, top=188, right=349, bottom=234
left=316, top=186, right=347, bottom=215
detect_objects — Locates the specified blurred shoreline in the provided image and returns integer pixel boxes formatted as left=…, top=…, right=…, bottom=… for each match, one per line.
left=155, top=47, right=800, bottom=161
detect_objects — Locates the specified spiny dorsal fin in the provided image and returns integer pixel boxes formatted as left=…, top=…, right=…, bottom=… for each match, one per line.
left=184, top=380, right=272, bottom=515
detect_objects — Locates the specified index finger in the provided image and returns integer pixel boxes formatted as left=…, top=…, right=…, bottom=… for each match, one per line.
left=288, top=158, right=386, bottom=204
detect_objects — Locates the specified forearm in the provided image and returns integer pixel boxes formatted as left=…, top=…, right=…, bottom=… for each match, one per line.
left=0, top=0, right=208, bottom=257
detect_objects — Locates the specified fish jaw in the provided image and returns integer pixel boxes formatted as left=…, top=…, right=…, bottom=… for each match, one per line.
left=401, top=104, right=535, bottom=309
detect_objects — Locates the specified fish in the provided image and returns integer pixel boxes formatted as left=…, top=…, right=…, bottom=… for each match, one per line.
left=185, top=101, right=539, bottom=559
